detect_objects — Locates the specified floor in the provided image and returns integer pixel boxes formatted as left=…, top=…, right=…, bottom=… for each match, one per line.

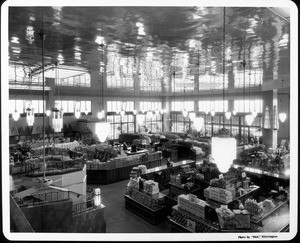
left=92, top=179, right=172, bottom=233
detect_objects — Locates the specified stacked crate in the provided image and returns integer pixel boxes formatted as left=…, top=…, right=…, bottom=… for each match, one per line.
left=204, top=186, right=234, bottom=204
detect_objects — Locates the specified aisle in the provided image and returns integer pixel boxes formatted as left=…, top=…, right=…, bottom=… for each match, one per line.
left=92, top=179, right=171, bottom=233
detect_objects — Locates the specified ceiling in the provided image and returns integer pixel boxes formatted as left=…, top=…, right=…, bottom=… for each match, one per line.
left=8, top=6, right=290, bottom=82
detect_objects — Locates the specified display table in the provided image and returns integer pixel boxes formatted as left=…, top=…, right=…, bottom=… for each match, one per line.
left=169, top=205, right=220, bottom=233
left=140, top=160, right=196, bottom=191
left=124, top=191, right=168, bottom=225
left=87, top=152, right=162, bottom=184
left=205, top=185, right=260, bottom=210
left=169, top=183, right=202, bottom=200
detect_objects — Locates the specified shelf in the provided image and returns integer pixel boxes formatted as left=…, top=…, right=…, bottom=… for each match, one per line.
left=206, top=185, right=260, bottom=209
left=142, top=159, right=195, bottom=174
left=232, top=164, right=289, bottom=180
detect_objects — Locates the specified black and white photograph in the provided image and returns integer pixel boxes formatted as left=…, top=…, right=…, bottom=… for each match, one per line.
left=1, top=0, right=298, bottom=241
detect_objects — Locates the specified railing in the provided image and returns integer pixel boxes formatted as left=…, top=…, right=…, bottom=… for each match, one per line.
left=17, top=190, right=70, bottom=207
left=72, top=199, right=95, bottom=215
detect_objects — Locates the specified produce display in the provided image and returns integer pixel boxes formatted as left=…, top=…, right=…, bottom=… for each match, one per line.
left=215, top=207, right=236, bottom=229
left=244, top=198, right=263, bottom=216
left=170, top=206, right=219, bottom=232
left=210, top=178, right=227, bottom=189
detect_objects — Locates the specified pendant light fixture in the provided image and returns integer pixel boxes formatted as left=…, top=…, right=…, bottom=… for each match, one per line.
left=12, top=63, right=20, bottom=121
left=97, top=33, right=106, bottom=120
left=222, top=7, right=231, bottom=121
left=279, top=77, right=287, bottom=122
left=189, top=112, right=196, bottom=122
left=52, top=64, right=63, bottom=132
left=210, top=75, right=215, bottom=117
left=74, top=101, right=81, bottom=119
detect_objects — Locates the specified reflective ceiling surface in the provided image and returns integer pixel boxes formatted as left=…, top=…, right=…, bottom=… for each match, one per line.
left=8, top=6, right=290, bottom=86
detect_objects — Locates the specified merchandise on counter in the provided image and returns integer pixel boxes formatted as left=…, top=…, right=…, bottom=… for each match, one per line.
left=210, top=178, right=227, bottom=189
left=215, top=206, right=236, bottom=229
left=242, top=177, right=250, bottom=190
left=262, top=199, right=276, bottom=213
left=244, top=198, right=263, bottom=216
left=177, top=194, right=207, bottom=219
left=204, top=186, right=234, bottom=204
left=233, top=209, right=250, bottom=229
left=143, top=180, right=159, bottom=194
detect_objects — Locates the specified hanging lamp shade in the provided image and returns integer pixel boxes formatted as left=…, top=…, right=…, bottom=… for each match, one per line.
left=182, top=109, right=188, bottom=118
left=95, top=122, right=111, bottom=142
left=84, top=109, right=89, bottom=115
left=120, top=110, right=125, bottom=117
left=133, top=109, right=137, bottom=115
left=116, top=109, right=120, bottom=115
left=46, top=109, right=51, bottom=117
left=210, top=110, right=216, bottom=117
left=245, top=114, right=254, bottom=126
left=264, top=106, right=271, bottom=129
left=52, top=108, right=63, bottom=132
left=204, top=109, right=209, bottom=115
left=155, top=109, right=160, bottom=116
left=232, top=110, right=237, bottom=116
left=26, top=106, right=35, bottom=126
left=279, top=112, right=287, bottom=123
left=252, top=110, right=258, bottom=119
left=137, top=114, right=144, bottom=125
left=189, top=112, right=196, bottom=121
left=97, top=110, right=105, bottom=119
left=193, top=117, right=204, bottom=131
left=12, top=110, right=20, bottom=121
left=75, top=110, right=81, bottom=119
left=225, top=111, right=232, bottom=120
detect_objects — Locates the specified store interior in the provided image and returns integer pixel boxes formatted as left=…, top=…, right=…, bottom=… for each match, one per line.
left=3, top=2, right=297, bottom=240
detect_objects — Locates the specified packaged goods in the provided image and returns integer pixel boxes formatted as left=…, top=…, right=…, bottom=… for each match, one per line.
left=215, top=206, right=235, bottom=229
left=233, top=209, right=250, bottom=228
left=143, top=180, right=159, bottom=194
left=177, top=194, right=207, bottom=219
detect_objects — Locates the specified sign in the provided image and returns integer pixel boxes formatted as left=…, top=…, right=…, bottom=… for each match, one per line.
left=189, top=193, right=197, bottom=204
left=242, top=172, right=246, bottom=178
left=279, top=186, right=283, bottom=191
left=219, top=174, right=224, bottom=179
left=186, top=219, right=196, bottom=232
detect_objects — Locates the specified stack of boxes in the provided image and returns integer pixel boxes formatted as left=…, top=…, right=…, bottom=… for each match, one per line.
left=170, top=174, right=182, bottom=186
left=177, top=194, right=207, bottom=219
left=143, top=180, right=159, bottom=195
left=204, top=186, right=234, bottom=204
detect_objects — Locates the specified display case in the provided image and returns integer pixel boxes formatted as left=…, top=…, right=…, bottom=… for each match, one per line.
left=124, top=189, right=168, bottom=225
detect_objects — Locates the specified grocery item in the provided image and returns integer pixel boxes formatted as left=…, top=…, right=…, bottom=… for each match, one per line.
left=215, top=207, right=236, bottom=229
left=244, top=198, right=263, bottom=216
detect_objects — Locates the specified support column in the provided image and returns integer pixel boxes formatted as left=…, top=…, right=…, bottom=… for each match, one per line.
left=262, top=90, right=278, bottom=150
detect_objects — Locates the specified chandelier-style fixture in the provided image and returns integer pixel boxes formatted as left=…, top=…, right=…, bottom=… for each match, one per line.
left=245, top=114, right=254, bottom=126
left=97, top=36, right=106, bottom=120
left=26, top=102, right=35, bottom=126
left=75, top=101, right=81, bottom=119
left=52, top=107, right=63, bottom=132
left=182, top=108, right=188, bottom=118
left=12, top=63, right=20, bottom=121
left=95, top=122, right=111, bottom=142
left=279, top=78, right=287, bottom=123
left=46, top=110, right=51, bottom=116
left=210, top=109, right=216, bottom=117
left=133, top=109, right=137, bottom=115
left=232, top=110, right=237, bottom=116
